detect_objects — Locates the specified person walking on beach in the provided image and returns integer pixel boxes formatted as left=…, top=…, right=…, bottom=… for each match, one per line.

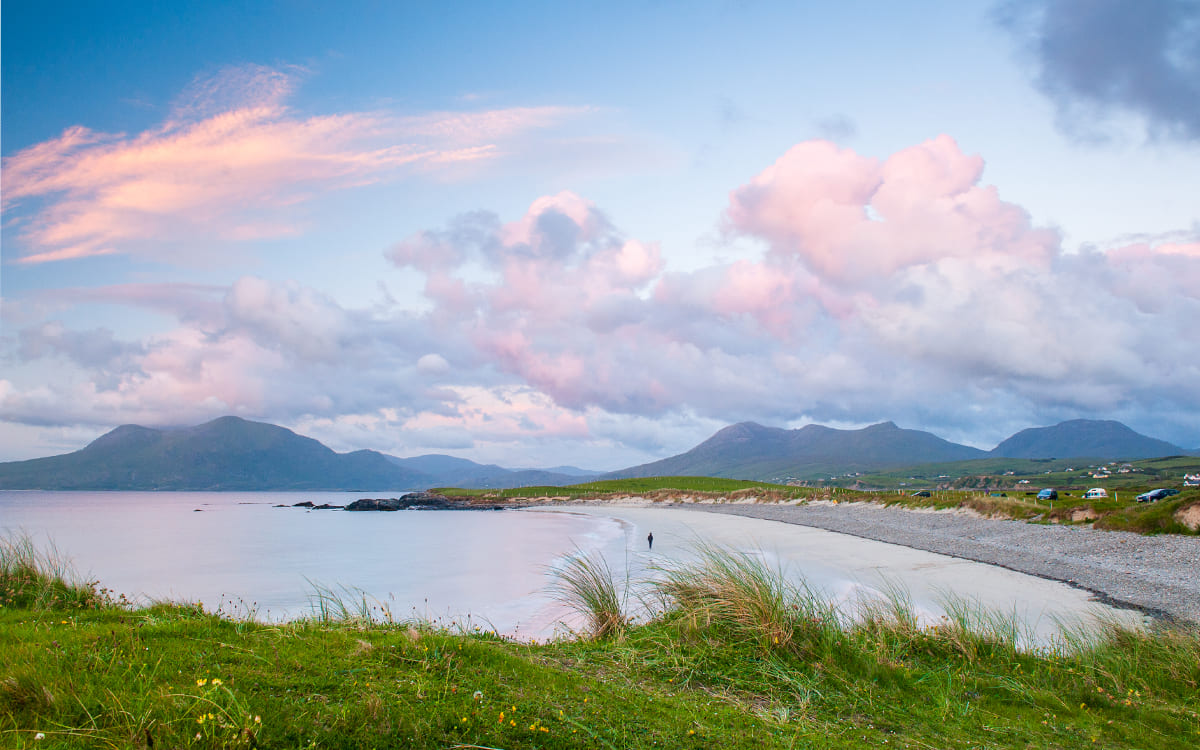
left=647, top=532, right=653, bottom=550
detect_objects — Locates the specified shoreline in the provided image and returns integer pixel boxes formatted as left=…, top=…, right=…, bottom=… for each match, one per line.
left=543, top=498, right=1200, bottom=625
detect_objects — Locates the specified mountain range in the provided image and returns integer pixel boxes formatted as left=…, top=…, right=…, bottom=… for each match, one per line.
left=0, top=416, right=1191, bottom=490
left=603, top=418, right=1192, bottom=482
left=0, top=417, right=596, bottom=491
left=603, top=421, right=986, bottom=481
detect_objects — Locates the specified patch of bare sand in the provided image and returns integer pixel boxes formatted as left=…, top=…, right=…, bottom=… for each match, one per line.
left=1175, top=502, right=1200, bottom=531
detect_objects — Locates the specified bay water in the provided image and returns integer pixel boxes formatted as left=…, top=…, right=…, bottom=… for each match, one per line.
left=0, top=491, right=624, bottom=638
left=2, top=491, right=1137, bottom=644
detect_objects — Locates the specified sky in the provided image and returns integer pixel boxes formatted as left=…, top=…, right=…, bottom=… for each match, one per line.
left=2, top=0, right=1199, bottom=469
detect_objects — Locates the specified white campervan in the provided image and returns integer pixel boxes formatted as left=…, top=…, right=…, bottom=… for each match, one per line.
left=1083, top=488, right=1108, bottom=499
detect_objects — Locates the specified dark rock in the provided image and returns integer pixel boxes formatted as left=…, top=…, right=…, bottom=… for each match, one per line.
left=312, top=503, right=343, bottom=510
left=344, top=491, right=458, bottom=511
left=343, top=497, right=402, bottom=511
left=293, top=501, right=315, bottom=508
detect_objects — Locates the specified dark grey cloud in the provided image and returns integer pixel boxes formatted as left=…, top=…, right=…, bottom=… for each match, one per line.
left=996, top=0, right=1200, bottom=142
left=18, top=323, right=145, bottom=376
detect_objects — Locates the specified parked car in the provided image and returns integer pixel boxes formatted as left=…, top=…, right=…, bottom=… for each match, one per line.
left=910, top=490, right=931, bottom=497
left=1083, top=488, right=1108, bottom=499
left=988, top=491, right=1007, bottom=497
left=1037, top=488, right=1057, bottom=502
left=1136, top=488, right=1178, bottom=503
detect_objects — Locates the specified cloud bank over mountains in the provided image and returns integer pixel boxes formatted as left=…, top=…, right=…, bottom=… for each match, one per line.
left=4, top=125, right=1198, bottom=464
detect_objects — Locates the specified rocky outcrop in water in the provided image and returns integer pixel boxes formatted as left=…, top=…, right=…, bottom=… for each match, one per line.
left=344, top=492, right=460, bottom=511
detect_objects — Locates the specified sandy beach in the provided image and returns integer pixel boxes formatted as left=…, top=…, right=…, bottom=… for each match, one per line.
left=692, top=500, right=1200, bottom=625
left=535, top=502, right=1157, bottom=644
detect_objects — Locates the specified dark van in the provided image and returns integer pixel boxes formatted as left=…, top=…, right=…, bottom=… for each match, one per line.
left=1037, top=488, right=1057, bottom=502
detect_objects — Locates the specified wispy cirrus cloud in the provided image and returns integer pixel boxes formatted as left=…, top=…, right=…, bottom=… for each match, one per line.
left=0, top=64, right=588, bottom=265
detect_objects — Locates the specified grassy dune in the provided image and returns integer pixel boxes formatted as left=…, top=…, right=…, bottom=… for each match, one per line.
left=437, top=476, right=808, bottom=499
left=3, top=534, right=1199, bottom=748
left=439, top=475, right=1200, bottom=535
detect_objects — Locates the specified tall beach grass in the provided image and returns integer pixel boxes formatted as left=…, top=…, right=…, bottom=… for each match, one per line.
left=550, top=550, right=629, bottom=639
left=0, top=531, right=114, bottom=611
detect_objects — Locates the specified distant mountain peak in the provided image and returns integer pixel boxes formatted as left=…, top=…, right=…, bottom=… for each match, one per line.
left=607, top=419, right=985, bottom=481
left=990, top=419, right=1182, bottom=460
left=0, top=416, right=430, bottom=491
left=82, top=423, right=162, bottom=453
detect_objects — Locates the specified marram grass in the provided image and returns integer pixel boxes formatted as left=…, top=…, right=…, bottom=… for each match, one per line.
left=550, top=551, right=629, bottom=640
left=0, top=532, right=117, bottom=612
left=3, top=534, right=1199, bottom=748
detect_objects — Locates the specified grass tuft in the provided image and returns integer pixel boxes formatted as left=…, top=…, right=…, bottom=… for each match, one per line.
left=0, top=674, right=56, bottom=713
left=656, top=542, right=808, bottom=651
left=0, top=532, right=112, bottom=611
left=551, top=550, right=628, bottom=639
left=305, top=580, right=397, bottom=626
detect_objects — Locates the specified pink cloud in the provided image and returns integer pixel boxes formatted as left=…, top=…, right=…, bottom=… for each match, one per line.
left=499, top=191, right=604, bottom=248
left=2, top=65, right=586, bottom=265
left=710, top=260, right=797, bottom=330
left=9, top=137, right=1199, bottom=459
left=399, top=386, right=592, bottom=441
left=379, top=144, right=1199, bottom=437
left=727, top=135, right=1059, bottom=282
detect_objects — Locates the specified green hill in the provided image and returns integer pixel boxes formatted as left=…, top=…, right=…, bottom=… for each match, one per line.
left=990, top=419, right=1186, bottom=459
left=0, top=416, right=431, bottom=490
left=605, top=421, right=987, bottom=481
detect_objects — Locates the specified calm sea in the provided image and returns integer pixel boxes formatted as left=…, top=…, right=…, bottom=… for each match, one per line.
left=0, top=491, right=626, bottom=638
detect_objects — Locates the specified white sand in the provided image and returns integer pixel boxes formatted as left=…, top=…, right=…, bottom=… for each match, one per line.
left=537, top=505, right=1144, bottom=644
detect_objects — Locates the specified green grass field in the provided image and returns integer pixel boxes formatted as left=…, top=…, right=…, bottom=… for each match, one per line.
left=4, top=534, right=1199, bottom=748
left=435, top=475, right=1200, bottom=536
left=829, top=455, right=1200, bottom=493
left=436, top=476, right=807, bottom=499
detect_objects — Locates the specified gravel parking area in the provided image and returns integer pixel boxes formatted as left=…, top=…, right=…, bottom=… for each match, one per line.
left=684, top=502, right=1200, bottom=624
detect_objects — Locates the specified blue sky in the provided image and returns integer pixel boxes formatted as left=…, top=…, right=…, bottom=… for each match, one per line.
left=3, top=0, right=1199, bottom=467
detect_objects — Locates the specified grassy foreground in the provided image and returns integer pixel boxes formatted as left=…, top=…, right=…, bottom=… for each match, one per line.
left=3, top=536, right=1199, bottom=749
